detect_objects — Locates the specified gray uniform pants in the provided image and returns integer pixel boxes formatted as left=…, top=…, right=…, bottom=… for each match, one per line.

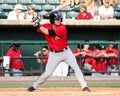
left=33, top=47, right=88, bottom=89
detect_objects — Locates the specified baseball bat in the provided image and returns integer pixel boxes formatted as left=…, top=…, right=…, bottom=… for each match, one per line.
left=42, top=1, right=72, bottom=17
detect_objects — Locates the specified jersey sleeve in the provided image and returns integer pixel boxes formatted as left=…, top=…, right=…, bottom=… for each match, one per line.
left=36, top=23, right=51, bottom=33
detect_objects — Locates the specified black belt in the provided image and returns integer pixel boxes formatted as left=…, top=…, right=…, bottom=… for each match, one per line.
left=50, top=47, right=68, bottom=53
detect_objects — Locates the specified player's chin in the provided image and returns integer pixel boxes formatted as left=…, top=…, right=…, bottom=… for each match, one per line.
left=55, top=22, right=61, bottom=26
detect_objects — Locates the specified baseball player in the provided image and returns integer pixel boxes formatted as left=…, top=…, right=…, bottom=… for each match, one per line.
left=6, top=43, right=24, bottom=76
left=27, top=11, right=90, bottom=92
left=34, top=46, right=49, bottom=70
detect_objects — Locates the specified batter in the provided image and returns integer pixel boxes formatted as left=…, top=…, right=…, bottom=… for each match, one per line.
left=27, top=11, right=90, bottom=92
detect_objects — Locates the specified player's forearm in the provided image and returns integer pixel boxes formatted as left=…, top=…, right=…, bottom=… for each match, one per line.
left=107, top=53, right=117, bottom=57
left=39, top=26, right=49, bottom=35
left=95, top=53, right=104, bottom=57
left=34, top=51, right=41, bottom=57
left=74, top=53, right=80, bottom=56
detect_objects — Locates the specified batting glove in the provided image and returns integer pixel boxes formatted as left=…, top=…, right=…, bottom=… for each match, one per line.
left=32, top=16, right=41, bottom=27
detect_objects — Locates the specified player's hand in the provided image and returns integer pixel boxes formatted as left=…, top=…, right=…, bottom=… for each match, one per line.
left=32, top=16, right=41, bottom=27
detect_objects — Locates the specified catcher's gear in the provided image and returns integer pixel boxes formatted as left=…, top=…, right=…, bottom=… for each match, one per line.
left=49, top=11, right=63, bottom=24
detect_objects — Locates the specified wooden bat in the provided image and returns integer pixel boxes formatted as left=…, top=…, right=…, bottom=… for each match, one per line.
left=42, top=1, right=71, bottom=17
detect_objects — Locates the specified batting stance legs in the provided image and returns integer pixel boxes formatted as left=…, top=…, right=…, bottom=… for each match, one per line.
left=30, top=47, right=88, bottom=90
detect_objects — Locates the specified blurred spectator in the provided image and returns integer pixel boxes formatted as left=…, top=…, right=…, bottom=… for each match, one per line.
left=7, top=4, right=24, bottom=20
left=79, top=0, right=94, bottom=16
left=85, top=0, right=94, bottom=6
left=105, top=40, right=118, bottom=75
left=92, top=44, right=108, bottom=76
left=98, top=0, right=114, bottom=20
left=109, top=0, right=118, bottom=7
left=24, top=5, right=37, bottom=21
left=92, top=42, right=119, bottom=76
left=34, top=46, right=49, bottom=70
left=80, top=42, right=96, bottom=72
left=76, top=5, right=93, bottom=20
left=85, top=0, right=94, bottom=16
left=60, top=0, right=80, bottom=6
left=5, top=43, right=24, bottom=76
left=96, top=0, right=118, bottom=7
left=98, top=0, right=104, bottom=6
left=93, top=0, right=103, bottom=20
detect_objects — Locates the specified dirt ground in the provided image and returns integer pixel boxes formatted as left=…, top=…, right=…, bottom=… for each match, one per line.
left=0, top=87, right=120, bottom=96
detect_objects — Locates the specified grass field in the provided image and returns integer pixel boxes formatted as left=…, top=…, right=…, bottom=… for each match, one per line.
left=0, top=81, right=120, bottom=88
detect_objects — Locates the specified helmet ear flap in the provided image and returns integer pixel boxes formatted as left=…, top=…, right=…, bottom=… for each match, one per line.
left=50, top=19, right=54, bottom=24
left=49, top=14, right=55, bottom=24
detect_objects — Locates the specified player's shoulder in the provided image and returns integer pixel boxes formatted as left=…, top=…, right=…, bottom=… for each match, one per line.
left=59, top=23, right=66, bottom=27
left=43, top=23, right=51, bottom=27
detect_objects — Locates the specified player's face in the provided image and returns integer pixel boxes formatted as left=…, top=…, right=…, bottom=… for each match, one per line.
left=54, top=19, right=61, bottom=25
left=108, top=44, right=114, bottom=48
left=83, top=44, right=90, bottom=49
left=42, top=48, right=49, bottom=55
left=12, top=46, right=19, bottom=52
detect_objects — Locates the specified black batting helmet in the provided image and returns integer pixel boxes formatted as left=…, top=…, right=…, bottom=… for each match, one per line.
left=49, top=11, right=63, bottom=24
